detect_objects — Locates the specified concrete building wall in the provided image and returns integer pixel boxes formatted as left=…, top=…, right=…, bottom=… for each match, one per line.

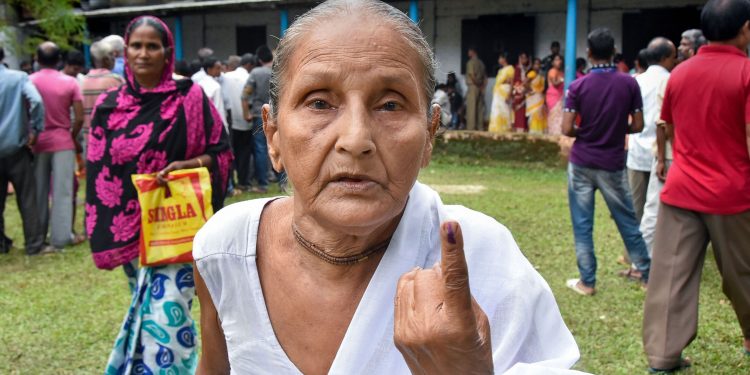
left=178, top=9, right=281, bottom=61
left=112, top=0, right=703, bottom=68
left=431, top=0, right=699, bottom=77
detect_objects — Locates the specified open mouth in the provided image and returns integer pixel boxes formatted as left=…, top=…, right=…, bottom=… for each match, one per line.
left=339, top=177, right=365, bottom=183
left=330, top=174, right=378, bottom=191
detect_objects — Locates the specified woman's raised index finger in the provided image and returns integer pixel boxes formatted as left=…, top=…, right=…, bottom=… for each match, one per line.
left=440, top=221, right=472, bottom=313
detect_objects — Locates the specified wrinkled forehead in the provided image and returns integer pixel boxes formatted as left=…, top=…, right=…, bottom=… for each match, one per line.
left=286, top=16, right=425, bottom=88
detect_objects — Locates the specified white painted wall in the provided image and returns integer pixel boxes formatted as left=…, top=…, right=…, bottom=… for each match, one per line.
left=182, top=0, right=701, bottom=68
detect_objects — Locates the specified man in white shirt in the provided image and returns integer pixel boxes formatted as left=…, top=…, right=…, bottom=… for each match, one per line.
left=639, top=32, right=703, bottom=255
left=627, top=38, right=677, bottom=228
left=223, top=53, right=256, bottom=190
left=190, top=47, right=214, bottom=84
left=431, top=84, right=451, bottom=127
left=197, top=56, right=228, bottom=131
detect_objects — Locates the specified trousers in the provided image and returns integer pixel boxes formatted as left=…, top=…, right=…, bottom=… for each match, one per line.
left=465, top=85, right=485, bottom=131
left=643, top=203, right=750, bottom=369
left=34, top=149, right=75, bottom=248
left=639, top=158, right=672, bottom=256
left=231, top=128, right=254, bottom=187
left=567, top=162, right=651, bottom=287
left=0, top=147, right=44, bottom=254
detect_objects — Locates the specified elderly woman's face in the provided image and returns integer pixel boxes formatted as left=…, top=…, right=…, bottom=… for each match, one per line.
left=266, top=16, right=438, bottom=232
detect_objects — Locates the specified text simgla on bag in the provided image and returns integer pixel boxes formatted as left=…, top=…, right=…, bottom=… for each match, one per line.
left=132, top=167, right=213, bottom=266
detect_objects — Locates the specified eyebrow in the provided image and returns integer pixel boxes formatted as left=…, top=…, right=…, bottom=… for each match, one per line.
left=291, top=64, right=420, bottom=94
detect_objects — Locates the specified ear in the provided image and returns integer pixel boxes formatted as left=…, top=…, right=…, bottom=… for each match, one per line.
left=421, top=104, right=441, bottom=168
left=262, top=104, right=284, bottom=173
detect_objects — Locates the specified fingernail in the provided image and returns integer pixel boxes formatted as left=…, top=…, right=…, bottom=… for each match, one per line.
left=446, top=222, right=456, bottom=244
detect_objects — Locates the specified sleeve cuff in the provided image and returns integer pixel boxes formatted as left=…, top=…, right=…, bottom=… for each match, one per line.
left=632, top=108, right=643, bottom=113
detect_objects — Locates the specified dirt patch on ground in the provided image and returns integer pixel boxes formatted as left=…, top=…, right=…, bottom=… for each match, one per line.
left=429, top=184, right=488, bottom=195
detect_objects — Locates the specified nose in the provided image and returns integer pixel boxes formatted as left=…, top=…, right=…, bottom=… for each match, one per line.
left=134, top=46, right=148, bottom=60
left=334, top=101, right=376, bottom=158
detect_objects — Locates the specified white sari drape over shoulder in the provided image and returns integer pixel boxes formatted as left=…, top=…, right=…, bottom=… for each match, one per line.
left=194, top=182, right=586, bottom=374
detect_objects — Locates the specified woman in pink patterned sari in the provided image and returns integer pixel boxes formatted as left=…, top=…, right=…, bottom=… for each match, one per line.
left=86, top=16, right=232, bottom=374
left=546, top=55, right=565, bottom=135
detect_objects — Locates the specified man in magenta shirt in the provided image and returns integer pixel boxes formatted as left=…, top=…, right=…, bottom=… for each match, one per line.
left=29, top=41, right=84, bottom=251
left=643, top=0, right=750, bottom=372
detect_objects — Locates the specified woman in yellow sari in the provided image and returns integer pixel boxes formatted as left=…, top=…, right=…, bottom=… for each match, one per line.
left=488, top=54, right=514, bottom=133
left=526, top=58, right=547, bottom=134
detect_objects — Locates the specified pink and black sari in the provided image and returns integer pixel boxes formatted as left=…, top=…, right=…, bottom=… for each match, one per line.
left=86, top=16, right=232, bottom=374
left=86, top=17, right=232, bottom=270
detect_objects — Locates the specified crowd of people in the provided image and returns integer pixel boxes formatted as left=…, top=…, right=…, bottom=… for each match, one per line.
left=0, top=30, right=283, bottom=256
left=558, top=0, right=750, bottom=372
left=439, top=41, right=570, bottom=134
left=446, top=37, right=697, bottom=137
left=0, top=18, right=283, bottom=371
left=0, top=0, right=749, bottom=373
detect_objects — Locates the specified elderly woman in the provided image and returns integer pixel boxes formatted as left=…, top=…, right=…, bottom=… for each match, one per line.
left=194, top=1, right=580, bottom=374
left=86, top=16, right=232, bottom=374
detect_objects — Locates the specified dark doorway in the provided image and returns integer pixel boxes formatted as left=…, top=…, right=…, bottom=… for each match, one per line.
left=461, top=14, right=535, bottom=76
left=86, top=18, right=130, bottom=42
left=622, top=6, right=702, bottom=69
left=236, top=26, right=267, bottom=56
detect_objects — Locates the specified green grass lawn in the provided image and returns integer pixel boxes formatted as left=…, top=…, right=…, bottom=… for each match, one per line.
left=1, top=137, right=747, bottom=374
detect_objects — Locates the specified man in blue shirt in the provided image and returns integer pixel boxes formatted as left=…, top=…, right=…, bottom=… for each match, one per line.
left=0, top=47, right=48, bottom=255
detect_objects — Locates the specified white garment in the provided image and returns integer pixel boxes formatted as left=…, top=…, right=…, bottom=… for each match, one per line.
left=194, top=182, right=585, bottom=375
left=197, top=76, right=228, bottom=131
left=640, top=158, right=672, bottom=256
left=431, top=89, right=452, bottom=126
left=222, top=67, right=251, bottom=131
left=629, top=65, right=670, bottom=172
left=191, top=68, right=207, bottom=84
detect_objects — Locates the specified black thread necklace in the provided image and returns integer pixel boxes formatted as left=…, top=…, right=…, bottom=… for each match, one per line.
left=291, top=223, right=391, bottom=266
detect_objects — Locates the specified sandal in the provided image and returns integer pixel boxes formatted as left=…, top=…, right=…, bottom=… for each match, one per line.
left=566, top=278, right=595, bottom=296
left=71, top=233, right=86, bottom=246
left=618, top=267, right=644, bottom=282
left=648, top=357, right=692, bottom=373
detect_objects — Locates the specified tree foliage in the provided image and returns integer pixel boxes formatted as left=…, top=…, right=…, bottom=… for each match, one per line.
left=1, top=0, right=86, bottom=55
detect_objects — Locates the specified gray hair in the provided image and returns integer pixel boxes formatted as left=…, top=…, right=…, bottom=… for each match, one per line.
left=681, top=29, right=707, bottom=52
left=269, top=0, right=436, bottom=119
left=90, top=40, right=115, bottom=65
left=227, top=55, right=241, bottom=70
left=102, top=35, right=125, bottom=54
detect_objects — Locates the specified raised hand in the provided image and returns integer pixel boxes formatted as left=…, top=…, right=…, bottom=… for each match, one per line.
left=394, top=221, right=493, bottom=374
